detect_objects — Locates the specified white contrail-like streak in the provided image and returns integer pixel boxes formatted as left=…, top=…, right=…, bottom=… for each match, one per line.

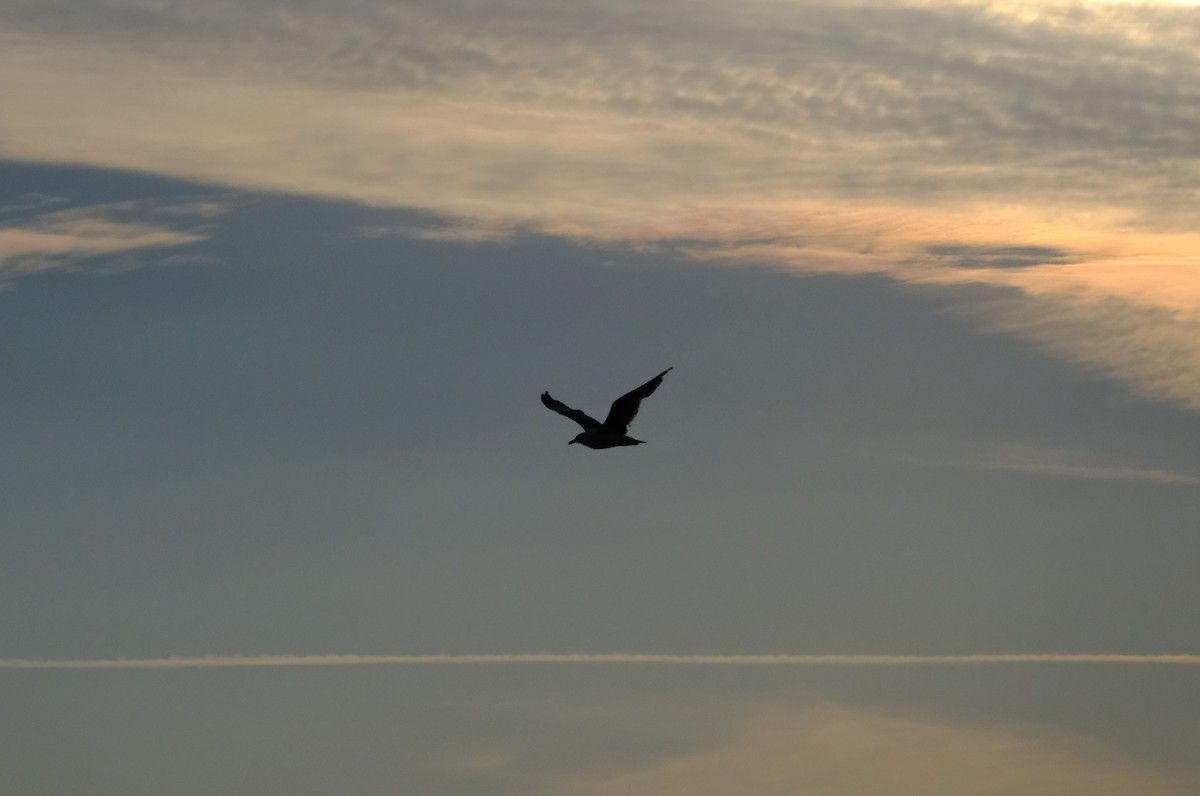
left=2, top=653, right=1200, bottom=670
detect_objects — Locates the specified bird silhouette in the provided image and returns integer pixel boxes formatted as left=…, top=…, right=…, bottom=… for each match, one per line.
left=541, top=368, right=672, bottom=448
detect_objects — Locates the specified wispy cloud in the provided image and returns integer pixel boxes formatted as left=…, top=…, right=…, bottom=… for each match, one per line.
left=0, top=200, right=215, bottom=287
left=963, top=287, right=1200, bottom=411
left=906, top=446, right=1200, bottom=486
left=4, top=652, right=1200, bottom=669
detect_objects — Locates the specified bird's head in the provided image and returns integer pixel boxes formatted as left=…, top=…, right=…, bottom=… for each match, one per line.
left=569, top=433, right=586, bottom=445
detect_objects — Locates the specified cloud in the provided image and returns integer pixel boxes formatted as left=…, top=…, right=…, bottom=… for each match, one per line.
left=906, top=445, right=1200, bottom=486
left=3, top=652, right=1200, bottom=669
left=7, top=1, right=1200, bottom=226
left=0, top=201, right=209, bottom=286
left=9, top=0, right=1200, bottom=213
left=2, top=1, right=1199, bottom=406
left=563, top=707, right=1200, bottom=796
left=962, top=287, right=1200, bottom=410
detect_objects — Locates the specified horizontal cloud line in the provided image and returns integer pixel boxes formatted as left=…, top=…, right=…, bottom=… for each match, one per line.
left=3, top=653, right=1200, bottom=670
left=899, top=454, right=1200, bottom=486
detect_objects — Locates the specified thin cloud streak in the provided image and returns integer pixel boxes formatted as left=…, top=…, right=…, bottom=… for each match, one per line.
left=3, top=653, right=1200, bottom=669
left=904, top=451, right=1200, bottom=486
left=974, top=461, right=1200, bottom=486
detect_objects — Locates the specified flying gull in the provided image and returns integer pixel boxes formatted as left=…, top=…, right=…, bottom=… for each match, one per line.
left=541, top=368, right=672, bottom=448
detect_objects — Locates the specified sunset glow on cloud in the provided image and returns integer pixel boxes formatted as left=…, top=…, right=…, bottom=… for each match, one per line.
left=4, top=0, right=1198, bottom=406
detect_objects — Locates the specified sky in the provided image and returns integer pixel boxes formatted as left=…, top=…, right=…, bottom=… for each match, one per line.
left=1, top=0, right=1199, bottom=793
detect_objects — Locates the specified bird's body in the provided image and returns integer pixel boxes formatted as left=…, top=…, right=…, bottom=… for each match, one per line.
left=541, top=368, right=672, bottom=449
left=568, top=427, right=646, bottom=449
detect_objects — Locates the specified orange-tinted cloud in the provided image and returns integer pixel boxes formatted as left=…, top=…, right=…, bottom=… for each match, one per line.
left=566, top=708, right=1200, bottom=796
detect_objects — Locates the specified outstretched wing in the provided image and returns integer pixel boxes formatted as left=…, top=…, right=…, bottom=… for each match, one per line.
left=602, top=368, right=672, bottom=433
left=541, top=392, right=601, bottom=431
